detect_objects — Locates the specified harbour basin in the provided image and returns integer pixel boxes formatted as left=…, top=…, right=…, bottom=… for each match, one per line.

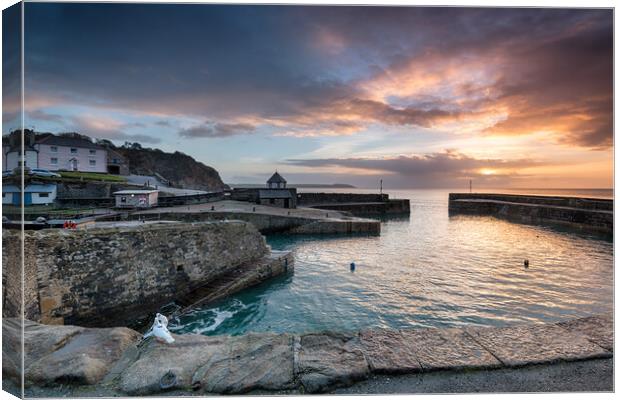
left=168, top=189, right=613, bottom=336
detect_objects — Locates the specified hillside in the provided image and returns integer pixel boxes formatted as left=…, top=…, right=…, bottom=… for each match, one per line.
left=114, top=147, right=228, bottom=192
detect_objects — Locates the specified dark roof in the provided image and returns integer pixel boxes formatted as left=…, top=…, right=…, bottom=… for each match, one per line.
left=267, top=171, right=286, bottom=184
left=259, top=189, right=293, bottom=199
left=36, top=135, right=104, bottom=150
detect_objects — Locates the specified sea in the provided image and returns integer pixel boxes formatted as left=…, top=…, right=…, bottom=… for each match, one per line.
left=168, top=188, right=613, bottom=336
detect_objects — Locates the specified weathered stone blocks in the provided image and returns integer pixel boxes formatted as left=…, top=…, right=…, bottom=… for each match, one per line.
left=4, top=221, right=271, bottom=327
left=557, top=314, right=613, bottom=351
left=359, top=328, right=421, bottom=373
left=401, top=328, right=501, bottom=370
left=296, top=332, right=370, bottom=393
left=196, top=333, right=296, bottom=393
left=465, top=323, right=611, bottom=366
left=120, top=334, right=229, bottom=395
left=359, top=327, right=501, bottom=374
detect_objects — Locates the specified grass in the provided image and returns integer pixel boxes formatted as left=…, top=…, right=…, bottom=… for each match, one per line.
left=58, top=171, right=127, bottom=182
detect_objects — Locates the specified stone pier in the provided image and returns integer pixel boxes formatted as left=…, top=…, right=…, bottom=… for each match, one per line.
left=131, top=200, right=381, bottom=235
left=449, top=193, right=613, bottom=234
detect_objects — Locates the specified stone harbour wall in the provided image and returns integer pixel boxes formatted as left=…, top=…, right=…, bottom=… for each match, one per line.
left=448, top=193, right=613, bottom=234
left=449, top=193, right=612, bottom=211
left=2, top=221, right=270, bottom=327
left=310, top=199, right=410, bottom=216
left=3, top=314, right=612, bottom=395
left=297, top=192, right=389, bottom=205
left=131, top=211, right=381, bottom=235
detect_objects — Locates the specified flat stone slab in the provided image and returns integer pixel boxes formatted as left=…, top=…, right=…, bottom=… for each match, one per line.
left=401, top=328, right=502, bottom=371
left=359, top=327, right=501, bottom=374
left=466, top=323, right=611, bottom=367
left=557, top=315, right=613, bottom=352
left=194, top=332, right=295, bottom=393
left=120, top=334, right=229, bottom=395
left=358, top=328, right=422, bottom=373
left=296, top=332, right=369, bottom=393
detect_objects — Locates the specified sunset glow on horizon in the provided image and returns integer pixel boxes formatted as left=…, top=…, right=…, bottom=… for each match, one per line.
left=2, top=4, right=613, bottom=188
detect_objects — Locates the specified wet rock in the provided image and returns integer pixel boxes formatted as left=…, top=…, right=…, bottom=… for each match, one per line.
left=466, top=323, right=611, bottom=367
left=400, top=328, right=501, bottom=370
left=119, top=334, right=228, bottom=395
left=2, top=318, right=140, bottom=386
left=195, top=333, right=295, bottom=393
left=296, top=332, right=369, bottom=393
left=557, top=314, right=613, bottom=351
left=358, top=328, right=421, bottom=373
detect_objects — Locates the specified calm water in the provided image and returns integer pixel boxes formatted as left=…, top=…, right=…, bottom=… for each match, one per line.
left=168, top=189, right=613, bottom=336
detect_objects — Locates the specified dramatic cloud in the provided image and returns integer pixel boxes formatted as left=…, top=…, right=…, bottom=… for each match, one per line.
left=178, top=122, right=256, bottom=138
left=67, top=115, right=162, bottom=144
left=286, top=150, right=553, bottom=187
left=2, top=4, right=612, bottom=188
left=14, top=5, right=611, bottom=148
left=288, top=150, right=544, bottom=176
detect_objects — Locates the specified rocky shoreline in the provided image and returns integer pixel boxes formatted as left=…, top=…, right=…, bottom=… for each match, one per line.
left=2, top=314, right=612, bottom=396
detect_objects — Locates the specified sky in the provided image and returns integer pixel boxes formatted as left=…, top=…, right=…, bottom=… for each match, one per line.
left=2, top=3, right=613, bottom=188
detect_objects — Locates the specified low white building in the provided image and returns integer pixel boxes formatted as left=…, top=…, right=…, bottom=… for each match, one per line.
left=113, top=189, right=159, bottom=208
left=2, top=183, right=57, bottom=206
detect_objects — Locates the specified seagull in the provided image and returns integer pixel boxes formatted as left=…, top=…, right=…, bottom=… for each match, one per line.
left=143, top=313, right=175, bottom=344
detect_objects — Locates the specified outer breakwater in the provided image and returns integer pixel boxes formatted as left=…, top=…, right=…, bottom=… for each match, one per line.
left=449, top=193, right=613, bottom=234
left=2, top=221, right=292, bottom=328
left=2, top=314, right=612, bottom=395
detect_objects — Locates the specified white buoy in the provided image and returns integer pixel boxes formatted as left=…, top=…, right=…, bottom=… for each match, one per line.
left=144, top=313, right=175, bottom=344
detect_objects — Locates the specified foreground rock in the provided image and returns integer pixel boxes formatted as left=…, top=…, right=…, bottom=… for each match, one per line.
left=3, top=314, right=613, bottom=395
left=2, top=318, right=140, bottom=386
left=296, top=332, right=370, bottom=393
left=120, top=332, right=295, bottom=395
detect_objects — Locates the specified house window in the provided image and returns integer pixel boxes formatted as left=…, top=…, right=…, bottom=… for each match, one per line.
left=70, top=148, right=78, bottom=154
left=39, top=193, right=49, bottom=198
left=50, top=146, right=58, bottom=152
left=50, top=157, right=58, bottom=165
left=112, top=158, right=119, bottom=164
left=89, top=160, right=96, bottom=166
left=89, top=149, right=96, bottom=155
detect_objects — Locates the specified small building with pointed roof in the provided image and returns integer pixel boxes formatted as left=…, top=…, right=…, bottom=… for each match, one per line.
left=267, top=171, right=287, bottom=189
left=259, top=171, right=296, bottom=208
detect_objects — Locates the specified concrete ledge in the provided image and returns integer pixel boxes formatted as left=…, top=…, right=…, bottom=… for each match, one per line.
left=4, top=314, right=612, bottom=394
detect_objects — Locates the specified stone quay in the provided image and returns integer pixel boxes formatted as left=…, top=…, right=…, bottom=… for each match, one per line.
left=2, top=220, right=293, bottom=328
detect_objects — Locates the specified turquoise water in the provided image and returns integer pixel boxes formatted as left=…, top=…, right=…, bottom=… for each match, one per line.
left=168, top=189, right=613, bottom=336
